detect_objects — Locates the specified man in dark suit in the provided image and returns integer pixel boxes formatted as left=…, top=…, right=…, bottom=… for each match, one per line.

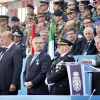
left=23, top=37, right=51, bottom=95
left=80, top=27, right=97, bottom=55
left=40, top=30, right=48, bottom=53
left=45, top=38, right=75, bottom=95
left=66, top=28, right=83, bottom=55
left=0, top=31, right=23, bottom=95
left=81, top=34, right=100, bottom=95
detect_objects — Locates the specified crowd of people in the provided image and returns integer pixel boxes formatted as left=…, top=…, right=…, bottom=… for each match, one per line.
left=0, top=0, right=100, bottom=95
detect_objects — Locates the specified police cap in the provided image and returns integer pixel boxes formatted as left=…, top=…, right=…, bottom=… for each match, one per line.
left=13, top=30, right=23, bottom=37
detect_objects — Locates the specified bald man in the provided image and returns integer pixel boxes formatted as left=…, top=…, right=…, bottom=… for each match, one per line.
left=0, top=31, right=23, bottom=95
left=23, top=37, right=51, bottom=95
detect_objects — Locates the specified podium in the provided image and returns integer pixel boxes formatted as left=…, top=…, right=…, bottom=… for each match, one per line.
left=57, top=62, right=100, bottom=95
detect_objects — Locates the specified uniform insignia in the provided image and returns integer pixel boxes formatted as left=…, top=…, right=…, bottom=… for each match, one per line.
left=58, top=25, right=62, bottom=29
left=21, top=43, right=24, bottom=46
left=58, top=38, right=61, bottom=42
left=72, top=71, right=81, bottom=92
left=36, top=59, right=39, bottom=65
left=68, top=55, right=72, bottom=57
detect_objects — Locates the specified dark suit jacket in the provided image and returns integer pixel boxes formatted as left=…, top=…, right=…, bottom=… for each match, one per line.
left=47, top=52, right=75, bottom=95
left=17, top=41, right=26, bottom=58
left=92, top=53, right=100, bottom=95
left=23, top=51, right=52, bottom=95
left=0, top=43, right=23, bottom=90
left=70, top=37, right=83, bottom=55
left=80, top=39, right=97, bottom=55
left=43, top=42, right=48, bottom=53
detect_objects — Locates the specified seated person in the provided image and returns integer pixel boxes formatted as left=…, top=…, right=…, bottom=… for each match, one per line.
left=80, top=27, right=97, bottom=55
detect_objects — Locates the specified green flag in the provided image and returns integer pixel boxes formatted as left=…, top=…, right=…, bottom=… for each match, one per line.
left=48, top=21, right=54, bottom=59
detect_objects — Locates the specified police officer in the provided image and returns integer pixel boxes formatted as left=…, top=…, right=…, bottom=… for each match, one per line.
left=46, top=38, right=75, bottom=95
left=13, top=30, right=26, bottom=58
left=53, top=10, right=66, bottom=42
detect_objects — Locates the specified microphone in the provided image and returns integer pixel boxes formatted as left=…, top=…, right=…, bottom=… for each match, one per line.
left=89, top=89, right=96, bottom=100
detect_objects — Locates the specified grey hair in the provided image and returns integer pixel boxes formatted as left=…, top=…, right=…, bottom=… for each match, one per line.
left=40, top=30, right=49, bottom=35
left=94, top=34, right=100, bottom=40
left=84, top=27, right=94, bottom=34
left=32, top=37, right=44, bottom=43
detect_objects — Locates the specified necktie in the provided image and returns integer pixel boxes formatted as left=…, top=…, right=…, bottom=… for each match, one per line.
left=95, top=53, right=100, bottom=60
left=82, top=42, right=90, bottom=54
left=30, top=54, right=38, bottom=65
left=0, top=47, right=8, bottom=60
left=58, top=56, right=62, bottom=61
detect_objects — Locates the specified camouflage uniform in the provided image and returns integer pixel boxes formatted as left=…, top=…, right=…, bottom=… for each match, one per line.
left=92, top=9, right=99, bottom=22
left=54, top=20, right=66, bottom=42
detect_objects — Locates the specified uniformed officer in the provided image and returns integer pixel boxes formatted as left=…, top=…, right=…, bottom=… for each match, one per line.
left=36, top=12, right=50, bottom=30
left=20, top=14, right=34, bottom=35
left=53, top=10, right=66, bottom=42
left=80, top=5, right=93, bottom=31
left=53, top=0, right=68, bottom=22
left=46, top=38, right=75, bottom=95
left=13, top=30, right=26, bottom=58
left=92, top=0, right=100, bottom=21
left=39, top=0, right=51, bottom=22
left=66, top=8, right=80, bottom=30
left=11, top=16, right=20, bottom=27
left=26, top=4, right=37, bottom=23
left=93, top=5, right=100, bottom=30
left=77, top=1, right=90, bottom=20
left=0, top=15, right=11, bottom=31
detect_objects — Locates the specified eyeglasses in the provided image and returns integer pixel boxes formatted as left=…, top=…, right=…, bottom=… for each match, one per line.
left=68, top=4, right=75, bottom=6
left=93, top=1, right=100, bottom=4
